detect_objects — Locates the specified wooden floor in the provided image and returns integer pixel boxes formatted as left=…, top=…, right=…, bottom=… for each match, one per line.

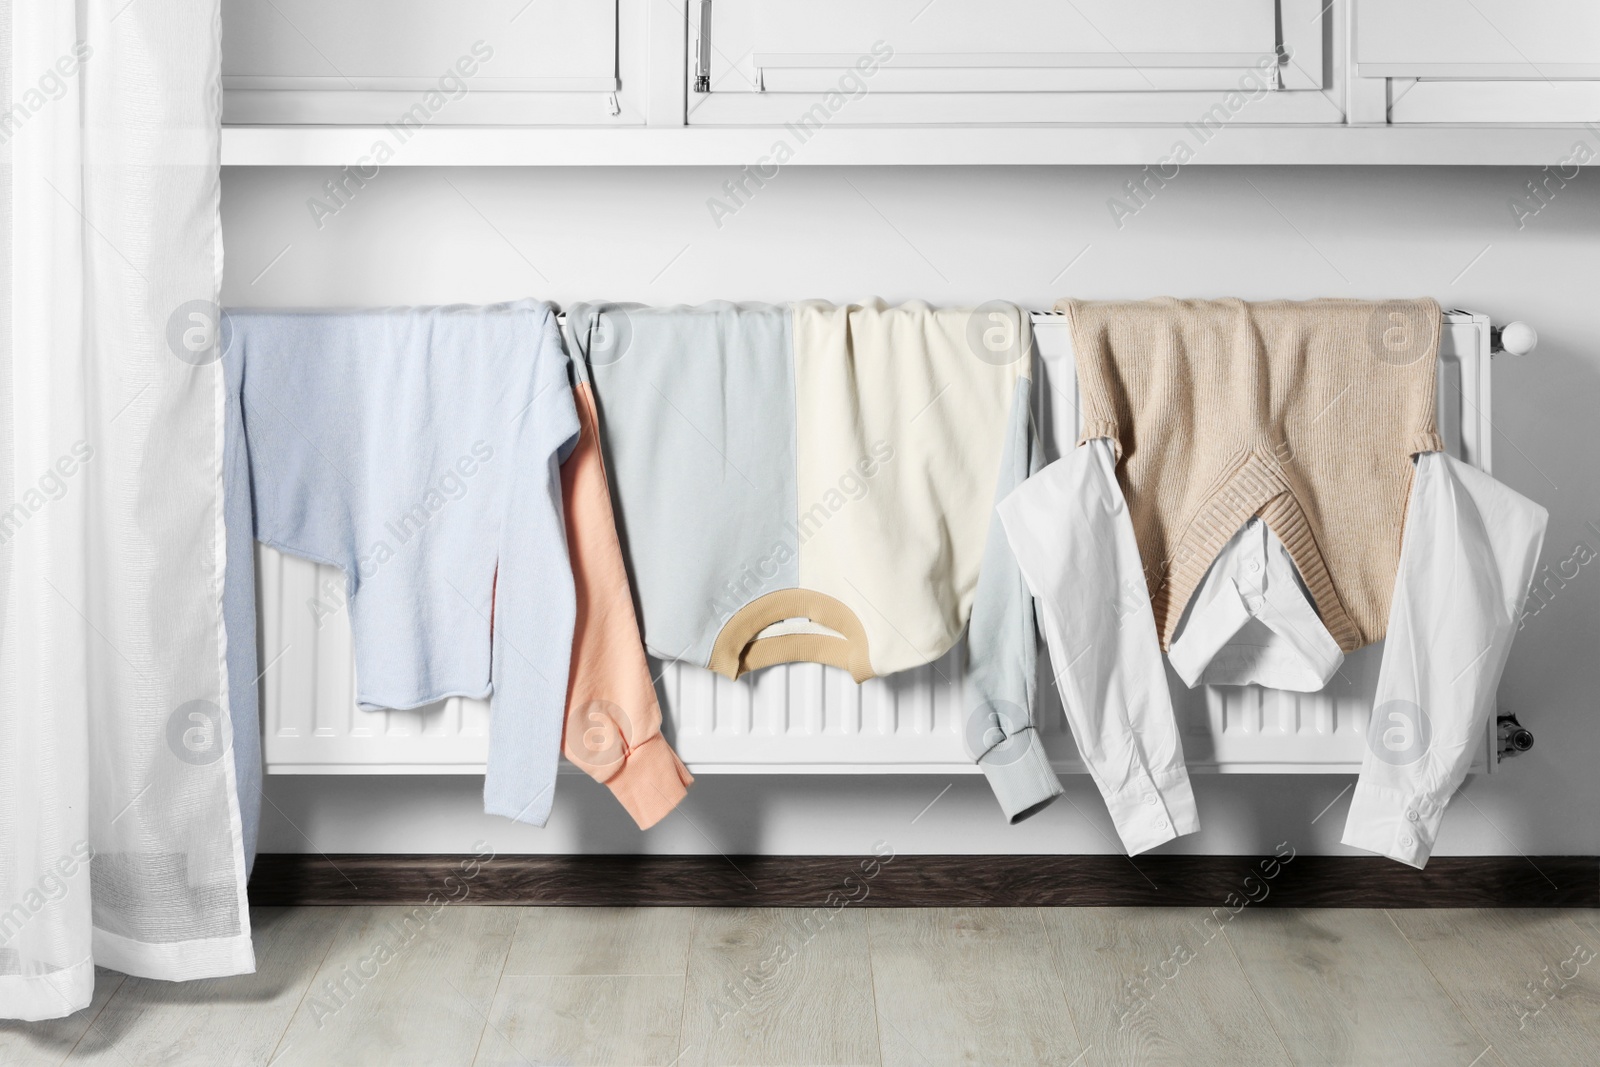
left=5, top=906, right=1600, bottom=1066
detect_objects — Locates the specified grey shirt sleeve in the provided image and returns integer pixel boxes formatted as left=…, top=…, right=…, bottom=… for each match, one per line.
left=964, top=372, right=1063, bottom=823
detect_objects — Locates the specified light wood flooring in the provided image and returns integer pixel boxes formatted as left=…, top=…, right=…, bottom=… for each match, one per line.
left=6, top=906, right=1600, bottom=1066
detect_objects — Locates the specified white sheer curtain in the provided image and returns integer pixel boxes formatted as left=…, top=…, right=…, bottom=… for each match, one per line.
left=1, top=0, right=253, bottom=1020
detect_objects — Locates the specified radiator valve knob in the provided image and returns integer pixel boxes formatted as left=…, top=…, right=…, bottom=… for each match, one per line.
left=1497, top=712, right=1534, bottom=761
left=1495, top=321, right=1537, bottom=357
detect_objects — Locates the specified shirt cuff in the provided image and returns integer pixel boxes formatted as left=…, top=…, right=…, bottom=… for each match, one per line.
left=598, top=735, right=695, bottom=831
left=1340, top=780, right=1447, bottom=869
left=1100, top=765, right=1200, bottom=855
left=978, top=727, right=1065, bottom=823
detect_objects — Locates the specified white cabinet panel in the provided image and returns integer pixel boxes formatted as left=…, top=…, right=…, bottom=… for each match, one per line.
left=689, top=0, right=1338, bottom=125
left=723, top=0, right=1277, bottom=90
left=1355, top=1, right=1600, bottom=123
left=1356, top=0, right=1600, bottom=77
left=222, top=0, right=641, bottom=125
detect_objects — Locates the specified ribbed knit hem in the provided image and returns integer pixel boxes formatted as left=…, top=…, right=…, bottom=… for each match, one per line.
left=603, top=735, right=695, bottom=830
left=1257, top=491, right=1363, bottom=652
left=1077, top=419, right=1121, bottom=459
left=1155, top=451, right=1364, bottom=654
left=978, top=729, right=1064, bottom=823
left=1411, top=432, right=1445, bottom=456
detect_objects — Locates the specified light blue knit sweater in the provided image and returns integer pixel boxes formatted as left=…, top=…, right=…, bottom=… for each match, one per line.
left=225, top=300, right=579, bottom=826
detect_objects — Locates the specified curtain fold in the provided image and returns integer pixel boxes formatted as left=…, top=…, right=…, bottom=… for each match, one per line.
left=1, top=0, right=253, bottom=1020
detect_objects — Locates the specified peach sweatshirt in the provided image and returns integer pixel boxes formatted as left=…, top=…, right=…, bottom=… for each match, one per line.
left=560, top=381, right=693, bottom=829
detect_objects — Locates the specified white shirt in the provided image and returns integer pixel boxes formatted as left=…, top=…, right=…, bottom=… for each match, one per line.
left=998, top=438, right=1547, bottom=868
left=1168, top=517, right=1345, bottom=692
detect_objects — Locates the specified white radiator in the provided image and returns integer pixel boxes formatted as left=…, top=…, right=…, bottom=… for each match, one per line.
left=258, top=310, right=1497, bottom=777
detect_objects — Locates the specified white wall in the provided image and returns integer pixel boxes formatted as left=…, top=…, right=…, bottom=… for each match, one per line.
left=222, top=163, right=1600, bottom=858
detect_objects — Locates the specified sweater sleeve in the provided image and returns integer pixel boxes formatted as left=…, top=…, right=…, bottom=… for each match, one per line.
left=482, top=318, right=581, bottom=827
left=964, top=374, right=1065, bottom=823
left=560, top=380, right=693, bottom=829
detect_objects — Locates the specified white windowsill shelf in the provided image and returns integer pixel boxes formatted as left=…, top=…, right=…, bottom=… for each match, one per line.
left=220, top=123, right=1598, bottom=168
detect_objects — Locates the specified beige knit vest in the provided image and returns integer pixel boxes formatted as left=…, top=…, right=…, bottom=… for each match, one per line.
left=1061, top=297, right=1444, bottom=654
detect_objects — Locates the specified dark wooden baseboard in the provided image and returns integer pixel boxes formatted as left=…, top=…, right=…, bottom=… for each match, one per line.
left=249, top=853, right=1597, bottom=909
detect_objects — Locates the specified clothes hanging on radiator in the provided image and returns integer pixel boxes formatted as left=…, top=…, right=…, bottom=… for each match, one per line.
left=998, top=298, right=1547, bottom=867
left=224, top=299, right=689, bottom=830
left=564, top=300, right=1063, bottom=823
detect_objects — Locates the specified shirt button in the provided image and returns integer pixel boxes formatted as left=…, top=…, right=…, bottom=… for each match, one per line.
left=1146, top=795, right=1158, bottom=806
left=1247, top=561, right=1263, bottom=575
left=1406, top=810, right=1419, bottom=822
left=1401, top=835, right=1415, bottom=848
left=1156, top=819, right=1169, bottom=830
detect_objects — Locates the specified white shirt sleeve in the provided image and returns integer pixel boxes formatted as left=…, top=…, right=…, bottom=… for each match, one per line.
left=1341, top=452, right=1548, bottom=868
left=998, top=439, right=1199, bottom=855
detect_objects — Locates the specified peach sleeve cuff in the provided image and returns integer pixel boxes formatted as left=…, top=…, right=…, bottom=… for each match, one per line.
left=590, top=734, right=694, bottom=830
